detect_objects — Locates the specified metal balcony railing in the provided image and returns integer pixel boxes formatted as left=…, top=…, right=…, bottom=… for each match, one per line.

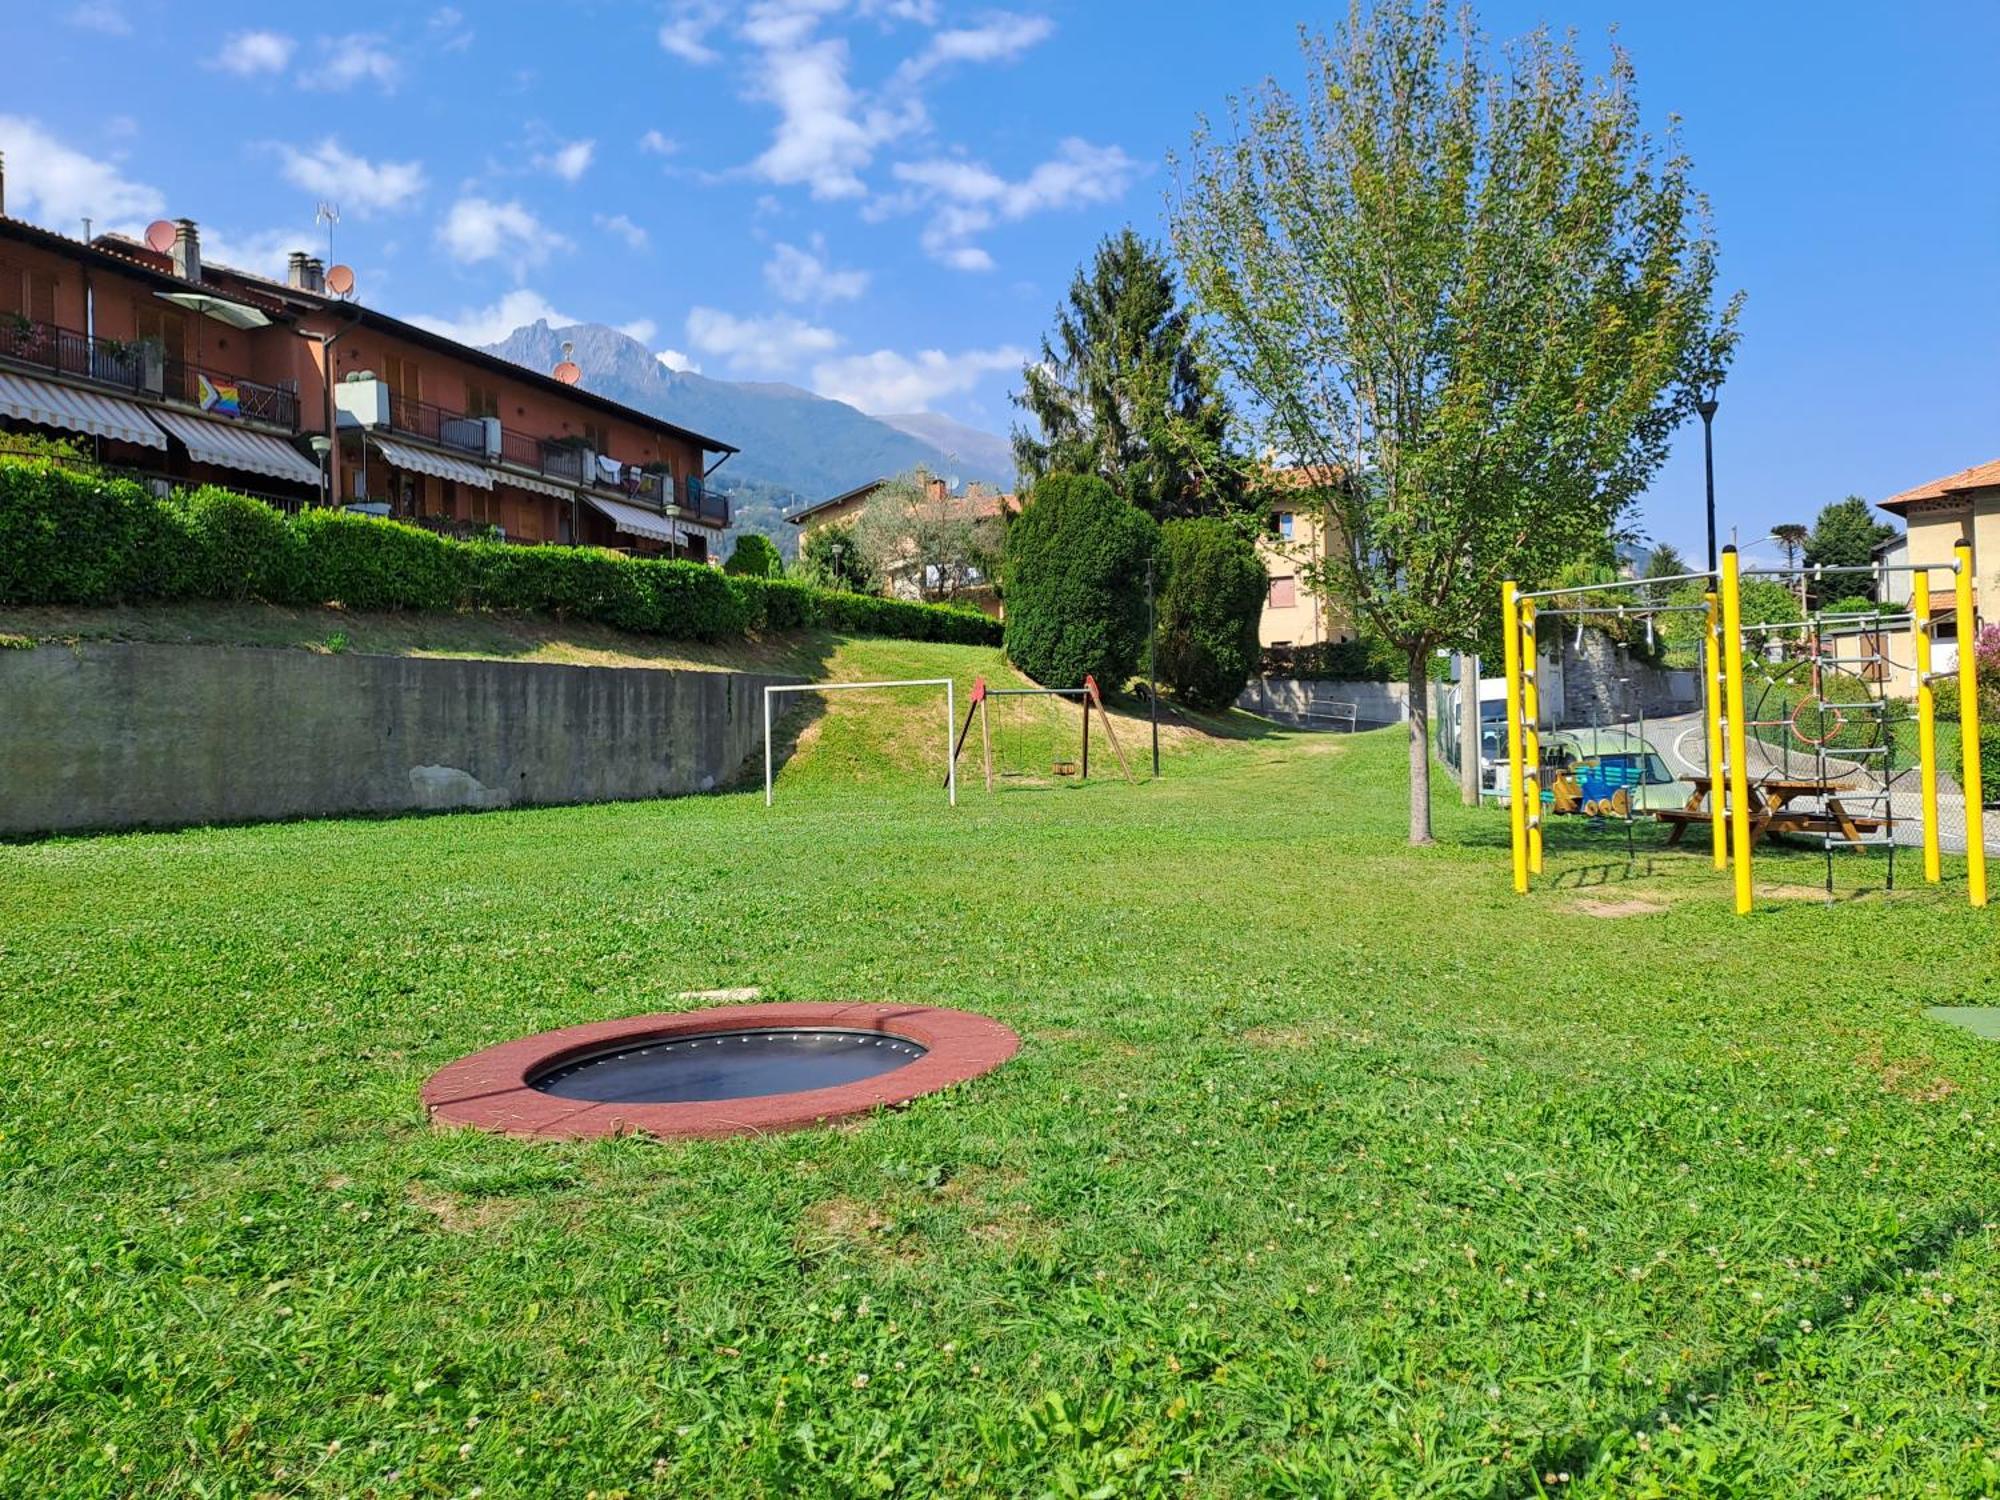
left=386, top=392, right=486, bottom=454
left=683, top=474, right=729, bottom=525
left=540, top=444, right=589, bottom=484
left=169, top=361, right=300, bottom=430
left=0, top=316, right=147, bottom=393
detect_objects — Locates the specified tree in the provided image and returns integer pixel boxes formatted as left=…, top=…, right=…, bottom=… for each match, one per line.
left=797, top=521, right=875, bottom=593
left=1771, top=523, right=1809, bottom=575
left=1013, top=228, right=1238, bottom=521
left=851, top=471, right=1004, bottom=605
left=723, top=533, right=783, bottom=577
left=1640, top=543, right=1691, bottom=608
left=1155, top=518, right=1268, bottom=710
left=1169, top=2, right=1737, bottom=842
left=1803, top=496, right=1896, bottom=602
left=1003, top=472, right=1160, bottom=688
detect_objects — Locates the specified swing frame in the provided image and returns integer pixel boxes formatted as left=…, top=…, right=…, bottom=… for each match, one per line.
left=949, top=676, right=1137, bottom=791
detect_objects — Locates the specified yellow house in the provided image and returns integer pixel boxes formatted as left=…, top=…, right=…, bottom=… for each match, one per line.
left=1874, top=456, right=2000, bottom=673
left=1258, top=478, right=1354, bottom=650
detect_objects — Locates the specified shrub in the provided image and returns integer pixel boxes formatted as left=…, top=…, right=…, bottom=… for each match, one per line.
left=177, top=485, right=297, bottom=601
left=723, top=533, right=784, bottom=577
left=1003, top=472, right=1159, bottom=688
left=798, top=521, right=875, bottom=592
left=0, top=462, right=1000, bottom=649
left=1154, top=518, right=1266, bottom=710
left=1260, top=634, right=1403, bottom=683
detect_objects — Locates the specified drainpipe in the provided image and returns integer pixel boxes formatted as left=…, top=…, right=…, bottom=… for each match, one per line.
left=300, top=306, right=365, bottom=508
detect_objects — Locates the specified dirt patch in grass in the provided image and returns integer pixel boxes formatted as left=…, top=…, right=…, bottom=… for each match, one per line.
left=799, top=1195, right=923, bottom=1262
left=1856, top=1045, right=1960, bottom=1104
left=408, top=1184, right=521, bottom=1234
left=678, top=986, right=762, bottom=1002
left=1570, top=896, right=1668, bottom=918
left=1242, top=1022, right=1329, bottom=1049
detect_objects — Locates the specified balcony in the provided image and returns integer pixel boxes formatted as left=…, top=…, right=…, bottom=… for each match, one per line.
left=539, top=443, right=589, bottom=484
left=387, top=392, right=487, bottom=455
left=0, top=316, right=148, bottom=394
left=683, top=474, right=729, bottom=526
left=166, top=359, right=299, bottom=430
left=0, top=317, right=300, bottom=428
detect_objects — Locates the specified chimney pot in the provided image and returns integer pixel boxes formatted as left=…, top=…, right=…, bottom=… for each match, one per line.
left=302, top=257, right=325, bottom=293
left=286, top=252, right=308, bottom=289
left=171, top=218, right=201, bottom=283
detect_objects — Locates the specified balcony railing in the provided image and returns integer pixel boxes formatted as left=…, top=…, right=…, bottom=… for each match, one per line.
left=540, top=444, right=589, bottom=484
left=683, top=474, right=729, bottom=526
left=387, top=392, right=486, bottom=455
left=168, top=360, right=299, bottom=430
left=0, top=316, right=147, bottom=393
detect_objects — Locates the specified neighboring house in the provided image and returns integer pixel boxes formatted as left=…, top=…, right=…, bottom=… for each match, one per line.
left=1872, top=457, right=2000, bottom=676
left=0, top=169, right=737, bottom=560
left=785, top=472, right=1017, bottom=613
left=1258, top=477, right=1354, bottom=650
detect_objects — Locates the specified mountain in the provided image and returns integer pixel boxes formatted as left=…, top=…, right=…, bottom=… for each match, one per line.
left=479, top=321, right=1014, bottom=548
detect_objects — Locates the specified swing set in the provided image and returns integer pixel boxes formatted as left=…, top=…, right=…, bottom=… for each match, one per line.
left=949, top=674, right=1136, bottom=792
left=1499, top=542, right=1989, bottom=915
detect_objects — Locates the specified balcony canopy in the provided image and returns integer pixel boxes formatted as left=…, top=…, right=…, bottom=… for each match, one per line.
left=149, top=408, right=320, bottom=486
left=585, top=493, right=677, bottom=545
left=368, top=435, right=493, bottom=490
left=0, top=369, right=165, bottom=449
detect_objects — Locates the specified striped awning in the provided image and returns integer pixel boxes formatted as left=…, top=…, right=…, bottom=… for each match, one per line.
left=0, top=370, right=165, bottom=449
left=495, top=467, right=576, bottom=501
left=585, top=492, right=676, bottom=544
left=368, top=434, right=493, bottom=490
left=148, top=408, right=320, bottom=486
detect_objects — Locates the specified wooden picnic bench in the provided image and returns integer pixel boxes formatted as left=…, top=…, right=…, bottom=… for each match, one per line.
left=1655, top=774, right=1889, bottom=850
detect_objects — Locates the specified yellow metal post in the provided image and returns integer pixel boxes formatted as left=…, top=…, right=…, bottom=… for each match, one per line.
left=1914, top=570, right=1940, bottom=882
left=1720, top=548, right=1754, bottom=915
left=1704, top=592, right=1727, bottom=872
left=1502, top=581, right=1528, bottom=894
left=1955, top=542, right=1986, bottom=907
left=1522, top=602, right=1543, bottom=875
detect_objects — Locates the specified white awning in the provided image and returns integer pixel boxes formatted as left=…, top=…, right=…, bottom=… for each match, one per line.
left=494, top=467, right=575, bottom=501
left=148, top=408, right=320, bottom=486
left=0, top=370, right=165, bottom=449
left=368, top=435, right=493, bottom=490
left=585, top=492, right=676, bottom=544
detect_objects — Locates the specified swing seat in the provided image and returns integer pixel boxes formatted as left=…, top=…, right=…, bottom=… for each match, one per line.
left=1051, top=759, right=1079, bottom=777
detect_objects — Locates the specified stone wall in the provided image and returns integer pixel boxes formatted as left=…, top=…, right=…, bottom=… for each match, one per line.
left=1556, top=628, right=1699, bottom=725
left=1237, top=676, right=1410, bottom=729
left=0, top=643, right=796, bottom=836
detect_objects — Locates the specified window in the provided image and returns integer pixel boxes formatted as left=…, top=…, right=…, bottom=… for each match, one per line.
left=134, top=302, right=187, bottom=368
left=382, top=353, right=421, bottom=405
left=465, top=381, right=500, bottom=419
left=1269, top=575, right=1297, bottom=609
left=1277, top=511, right=1295, bottom=540
left=581, top=422, right=609, bottom=454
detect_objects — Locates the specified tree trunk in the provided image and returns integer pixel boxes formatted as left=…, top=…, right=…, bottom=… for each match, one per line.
left=1458, top=652, right=1482, bottom=806
left=1407, top=647, right=1434, bottom=845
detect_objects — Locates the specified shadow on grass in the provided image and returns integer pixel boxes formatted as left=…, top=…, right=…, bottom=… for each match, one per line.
left=1543, top=858, right=1663, bottom=890
left=1501, top=1202, right=1993, bottom=1498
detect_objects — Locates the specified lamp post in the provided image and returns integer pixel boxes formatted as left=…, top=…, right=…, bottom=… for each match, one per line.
left=1698, top=396, right=1719, bottom=580
left=308, top=436, right=331, bottom=509
left=1146, top=556, right=1159, bottom=777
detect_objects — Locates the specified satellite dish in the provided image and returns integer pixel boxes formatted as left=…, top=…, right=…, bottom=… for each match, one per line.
left=325, top=263, right=356, bottom=297
left=553, top=361, right=582, bottom=386
left=144, top=220, right=176, bottom=253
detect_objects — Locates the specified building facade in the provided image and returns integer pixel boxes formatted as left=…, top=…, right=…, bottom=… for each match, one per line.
left=0, top=172, right=736, bottom=560
left=1873, top=457, right=2000, bottom=675
left=1258, top=489, right=1353, bottom=650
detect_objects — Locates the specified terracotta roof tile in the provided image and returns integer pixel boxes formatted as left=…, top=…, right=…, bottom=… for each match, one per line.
left=1880, top=457, right=2000, bottom=509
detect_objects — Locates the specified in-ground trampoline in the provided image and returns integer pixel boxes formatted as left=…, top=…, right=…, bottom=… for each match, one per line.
left=423, top=1002, right=1019, bottom=1140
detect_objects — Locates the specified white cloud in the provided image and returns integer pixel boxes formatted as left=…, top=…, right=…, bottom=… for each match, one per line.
left=638, top=129, right=680, bottom=157
left=409, top=289, right=577, bottom=347
left=887, top=138, right=1138, bottom=269
left=436, top=196, right=571, bottom=269
left=305, top=33, right=401, bottom=91
left=428, top=7, right=474, bottom=51
left=656, top=349, right=701, bottom=374
left=616, top=318, right=658, bottom=343
left=66, top=2, right=131, bottom=36
left=200, top=224, right=320, bottom=279
left=533, top=138, right=595, bottom=183
left=764, top=235, right=868, bottom=303
left=275, top=138, right=425, bottom=217
left=0, top=114, right=163, bottom=229
left=897, top=12, right=1051, bottom=83
left=811, top=345, right=1024, bottom=413
left=212, top=30, right=294, bottom=75
left=658, top=0, right=727, bottom=63
left=594, top=212, right=649, bottom=251
left=685, top=306, right=840, bottom=375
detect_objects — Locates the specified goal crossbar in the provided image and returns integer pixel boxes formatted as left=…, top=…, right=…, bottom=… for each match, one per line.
left=763, top=678, right=957, bottom=807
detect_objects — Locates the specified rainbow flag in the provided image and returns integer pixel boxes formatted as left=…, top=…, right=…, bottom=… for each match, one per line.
left=197, top=374, right=240, bottom=417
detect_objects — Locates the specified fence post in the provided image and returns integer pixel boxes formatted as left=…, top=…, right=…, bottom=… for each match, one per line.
left=1955, top=542, right=1986, bottom=907
left=1914, top=571, right=1940, bottom=883
left=1502, top=582, right=1528, bottom=894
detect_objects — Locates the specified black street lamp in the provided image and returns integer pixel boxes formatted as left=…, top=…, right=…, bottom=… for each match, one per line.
left=1698, top=396, right=1719, bottom=579
left=1146, top=556, right=1160, bottom=777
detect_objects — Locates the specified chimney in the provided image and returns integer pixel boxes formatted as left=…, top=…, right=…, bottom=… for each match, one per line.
left=286, top=252, right=310, bottom=289
left=171, top=218, right=200, bottom=282
left=927, top=475, right=948, bottom=503
left=0, top=150, right=7, bottom=218
left=302, top=257, right=326, bottom=293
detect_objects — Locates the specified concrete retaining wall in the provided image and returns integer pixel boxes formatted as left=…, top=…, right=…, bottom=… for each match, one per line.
left=0, top=642, right=795, bottom=835
left=1237, top=677, right=1410, bottom=729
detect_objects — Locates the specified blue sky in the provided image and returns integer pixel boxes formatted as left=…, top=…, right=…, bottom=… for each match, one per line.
left=1, top=0, right=1995, bottom=558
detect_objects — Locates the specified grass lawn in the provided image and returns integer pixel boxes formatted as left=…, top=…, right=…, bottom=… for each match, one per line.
left=4, top=638, right=1998, bottom=1497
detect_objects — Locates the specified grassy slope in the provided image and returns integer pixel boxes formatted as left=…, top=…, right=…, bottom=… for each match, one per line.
left=3, top=686, right=1998, bottom=1496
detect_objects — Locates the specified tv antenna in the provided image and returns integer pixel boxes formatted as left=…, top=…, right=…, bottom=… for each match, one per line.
left=315, top=201, right=340, bottom=263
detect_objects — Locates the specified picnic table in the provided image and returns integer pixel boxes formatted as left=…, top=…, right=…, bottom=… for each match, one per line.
left=1654, top=774, right=1888, bottom=849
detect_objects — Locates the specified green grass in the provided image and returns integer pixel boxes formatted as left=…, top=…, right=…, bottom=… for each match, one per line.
left=4, top=675, right=2000, bottom=1496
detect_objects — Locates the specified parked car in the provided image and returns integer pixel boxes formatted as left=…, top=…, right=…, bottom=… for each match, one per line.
left=1493, top=726, right=1692, bottom=815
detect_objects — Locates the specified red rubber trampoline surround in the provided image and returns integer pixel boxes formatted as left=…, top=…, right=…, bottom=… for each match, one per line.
left=423, top=1002, right=1020, bottom=1140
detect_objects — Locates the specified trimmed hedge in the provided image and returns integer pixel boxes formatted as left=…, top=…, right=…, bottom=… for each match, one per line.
left=0, top=459, right=1000, bottom=648
left=1154, top=517, right=1266, bottom=710
left=1003, top=472, right=1159, bottom=688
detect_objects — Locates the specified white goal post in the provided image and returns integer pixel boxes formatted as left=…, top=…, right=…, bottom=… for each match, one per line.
left=764, top=678, right=957, bottom=807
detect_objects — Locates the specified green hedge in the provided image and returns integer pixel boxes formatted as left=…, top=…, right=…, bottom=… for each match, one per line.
left=0, top=459, right=1000, bottom=648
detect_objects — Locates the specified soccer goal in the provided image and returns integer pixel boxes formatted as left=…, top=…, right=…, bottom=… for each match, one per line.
left=763, top=678, right=958, bottom=807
